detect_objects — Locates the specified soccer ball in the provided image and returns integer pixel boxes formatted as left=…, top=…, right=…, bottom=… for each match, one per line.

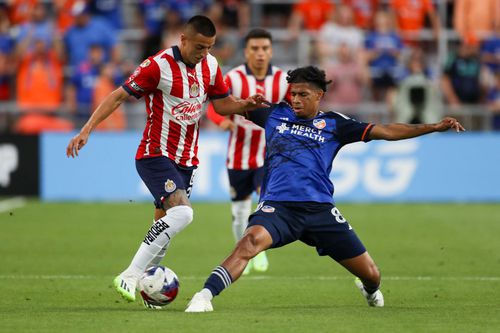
left=138, top=265, right=179, bottom=307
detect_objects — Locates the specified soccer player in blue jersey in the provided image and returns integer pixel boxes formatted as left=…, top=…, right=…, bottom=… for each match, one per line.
left=185, top=66, right=465, bottom=312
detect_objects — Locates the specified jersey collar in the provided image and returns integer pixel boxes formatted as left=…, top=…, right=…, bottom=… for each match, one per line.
left=172, top=45, right=197, bottom=69
left=244, top=63, right=273, bottom=78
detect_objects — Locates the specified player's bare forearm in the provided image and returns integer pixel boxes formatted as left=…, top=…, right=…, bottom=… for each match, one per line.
left=66, top=87, right=129, bottom=158
left=369, top=118, right=465, bottom=141
left=212, top=94, right=268, bottom=116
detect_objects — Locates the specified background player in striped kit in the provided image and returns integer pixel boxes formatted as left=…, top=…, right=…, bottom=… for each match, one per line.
left=207, top=28, right=290, bottom=275
left=66, top=15, right=268, bottom=307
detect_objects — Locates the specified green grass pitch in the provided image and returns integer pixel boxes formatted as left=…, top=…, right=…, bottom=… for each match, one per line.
left=1, top=201, right=499, bottom=332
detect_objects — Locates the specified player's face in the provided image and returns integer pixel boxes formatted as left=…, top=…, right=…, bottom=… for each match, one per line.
left=290, top=83, right=323, bottom=119
left=244, top=38, right=272, bottom=72
left=180, top=32, right=216, bottom=66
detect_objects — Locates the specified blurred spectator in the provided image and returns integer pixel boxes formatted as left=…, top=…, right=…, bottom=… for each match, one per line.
left=54, top=0, right=77, bottom=34
left=342, top=0, right=379, bottom=30
left=321, top=43, right=369, bottom=116
left=487, top=71, right=500, bottom=130
left=481, top=26, right=500, bottom=75
left=167, top=0, right=215, bottom=24
left=15, top=3, right=59, bottom=54
left=7, top=0, right=38, bottom=27
left=0, top=6, right=13, bottom=101
left=390, top=0, right=440, bottom=44
left=365, top=10, right=403, bottom=102
left=92, top=63, right=126, bottom=131
left=88, top=0, right=123, bottom=30
left=161, top=7, right=184, bottom=48
left=137, top=0, right=168, bottom=59
left=63, top=1, right=119, bottom=70
left=317, top=4, right=364, bottom=65
left=394, top=49, right=442, bottom=124
left=441, top=34, right=485, bottom=107
left=209, top=20, right=239, bottom=67
left=211, top=0, right=249, bottom=35
left=454, top=0, right=500, bottom=40
left=288, top=0, right=335, bottom=40
left=15, top=38, right=73, bottom=134
left=16, top=38, right=63, bottom=111
left=67, top=43, right=120, bottom=127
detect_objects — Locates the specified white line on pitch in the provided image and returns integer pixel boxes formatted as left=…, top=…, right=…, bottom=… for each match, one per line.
left=0, top=275, right=498, bottom=282
left=0, top=197, right=26, bottom=214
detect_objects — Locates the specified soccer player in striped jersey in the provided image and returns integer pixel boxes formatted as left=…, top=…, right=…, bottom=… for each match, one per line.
left=185, top=66, right=465, bottom=312
left=207, top=28, right=290, bottom=275
left=66, top=15, right=268, bottom=306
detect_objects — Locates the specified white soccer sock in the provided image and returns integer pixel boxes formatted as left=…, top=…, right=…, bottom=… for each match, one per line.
left=149, top=244, right=169, bottom=267
left=123, top=205, right=193, bottom=278
left=231, top=199, right=252, bottom=242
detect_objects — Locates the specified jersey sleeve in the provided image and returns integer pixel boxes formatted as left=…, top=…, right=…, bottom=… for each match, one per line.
left=122, top=58, right=161, bottom=99
left=246, top=104, right=280, bottom=128
left=208, top=66, right=230, bottom=100
left=335, top=114, right=374, bottom=144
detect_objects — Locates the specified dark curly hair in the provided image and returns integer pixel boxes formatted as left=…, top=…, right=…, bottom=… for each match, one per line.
left=286, top=66, right=332, bottom=92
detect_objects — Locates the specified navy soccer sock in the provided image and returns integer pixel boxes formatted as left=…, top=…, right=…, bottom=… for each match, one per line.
left=363, top=284, right=380, bottom=295
left=204, top=266, right=233, bottom=297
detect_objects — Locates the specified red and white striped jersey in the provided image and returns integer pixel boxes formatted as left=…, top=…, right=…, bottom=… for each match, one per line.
left=208, top=64, right=289, bottom=170
left=123, top=46, right=229, bottom=167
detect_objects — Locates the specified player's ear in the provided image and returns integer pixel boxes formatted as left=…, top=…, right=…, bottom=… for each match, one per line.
left=180, top=33, right=187, bottom=46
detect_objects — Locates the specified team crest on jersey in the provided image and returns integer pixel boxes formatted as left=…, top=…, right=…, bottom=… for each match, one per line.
left=140, top=59, right=151, bottom=68
left=190, top=82, right=199, bottom=97
left=261, top=205, right=275, bottom=213
left=164, top=179, right=177, bottom=193
left=313, top=119, right=326, bottom=129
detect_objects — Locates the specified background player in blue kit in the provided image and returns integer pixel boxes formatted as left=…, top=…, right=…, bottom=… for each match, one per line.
left=185, top=66, right=465, bottom=312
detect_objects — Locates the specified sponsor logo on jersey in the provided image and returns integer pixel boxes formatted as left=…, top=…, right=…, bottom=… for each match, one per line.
left=290, top=124, right=325, bottom=142
left=140, top=59, right=151, bottom=68
left=129, top=81, right=144, bottom=93
left=276, top=123, right=290, bottom=134
left=143, top=219, right=170, bottom=245
left=261, top=205, right=275, bottom=213
left=165, top=179, right=176, bottom=193
left=313, top=119, right=326, bottom=129
left=171, top=101, right=203, bottom=121
left=130, top=67, right=141, bottom=80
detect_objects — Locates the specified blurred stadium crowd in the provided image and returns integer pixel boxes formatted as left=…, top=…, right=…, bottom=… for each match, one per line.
left=0, top=0, right=499, bottom=134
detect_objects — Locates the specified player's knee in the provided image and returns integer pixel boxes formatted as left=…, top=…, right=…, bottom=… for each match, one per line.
left=163, top=205, right=194, bottom=234
left=238, top=233, right=261, bottom=258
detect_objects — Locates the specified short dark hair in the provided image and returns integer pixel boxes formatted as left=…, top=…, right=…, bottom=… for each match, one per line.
left=186, top=15, right=216, bottom=37
left=244, top=28, right=272, bottom=46
left=286, top=66, right=332, bottom=92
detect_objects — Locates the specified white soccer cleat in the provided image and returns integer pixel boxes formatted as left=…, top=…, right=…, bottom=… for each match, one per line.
left=113, top=274, right=138, bottom=302
left=185, top=291, right=214, bottom=312
left=354, top=278, right=384, bottom=307
left=253, top=251, right=269, bottom=272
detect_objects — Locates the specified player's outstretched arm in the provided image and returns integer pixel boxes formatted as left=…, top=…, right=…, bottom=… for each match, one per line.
left=369, top=117, right=465, bottom=141
left=211, top=94, right=270, bottom=116
left=66, top=87, right=130, bottom=158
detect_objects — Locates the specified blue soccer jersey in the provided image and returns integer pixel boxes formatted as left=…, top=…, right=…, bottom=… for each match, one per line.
left=248, top=103, right=373, bottom=203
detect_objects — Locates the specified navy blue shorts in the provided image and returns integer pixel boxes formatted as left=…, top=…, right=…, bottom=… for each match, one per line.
left=248, top=201, right=366, bottom=261
left=227, top=167, right=265, bottom=201
left=136, top=156, right=197, bottom=209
